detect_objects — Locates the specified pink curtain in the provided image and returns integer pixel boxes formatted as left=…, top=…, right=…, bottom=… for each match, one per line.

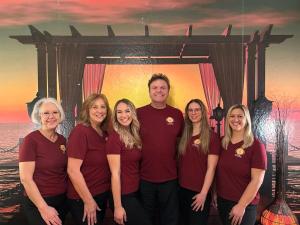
left=83, top=64, right=106, bottom=99
left=199, top=63, right=223, bottom=134
left=199, top=63, right=220, bottom=117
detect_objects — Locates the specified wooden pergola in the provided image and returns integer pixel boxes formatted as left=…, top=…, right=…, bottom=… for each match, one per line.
left=10, top=24, right=292, bottom=134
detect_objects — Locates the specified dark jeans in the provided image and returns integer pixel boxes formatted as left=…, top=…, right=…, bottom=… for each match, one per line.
left=140, top=179, right=179, bottom=225
left=217, top=197, right=257, bottom=225
left=179, top=187, right=211, bottom=225
left=68, top=191, right=109, bottom=225
left=109, top=192, right=152, bottom=225
left=22, top=193, right=68, bottom=225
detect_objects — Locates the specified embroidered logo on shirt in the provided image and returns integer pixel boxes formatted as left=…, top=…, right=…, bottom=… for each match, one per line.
left=193, top=138, right=201, bottom=147
left=235, top=147, right=245, bottom=158
left=60, top=145, right=66, bottom=154
left=166, top=117, right=174, bottom=125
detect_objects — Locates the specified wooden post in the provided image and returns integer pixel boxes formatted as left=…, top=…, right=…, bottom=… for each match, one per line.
left=247, top=43, right=256, bottom=113
left=47, top=44, right=57, bottom=98
left=36, top=43, right=47, bottom=98
left=257, top=42, right=266, bottom=97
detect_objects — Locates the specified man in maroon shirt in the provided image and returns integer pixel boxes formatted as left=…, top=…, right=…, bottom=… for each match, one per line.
left=137, top=74, right=184, bottom=225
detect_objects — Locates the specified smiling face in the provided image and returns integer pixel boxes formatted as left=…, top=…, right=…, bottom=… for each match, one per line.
left=39, top=102, right=61, bottom=130
left=89, top=98, right=107, bottom=127
left=228, top=108, right=247, bottom=133
left=149, top=79, right=169, bottom=106
left=187, top=102, right=202, bottom=124
left=116, top=102, right=133, bottom=127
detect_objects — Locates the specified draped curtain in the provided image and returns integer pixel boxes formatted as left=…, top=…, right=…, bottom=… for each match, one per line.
left=199, top=63, right=221, bottom=128
left=198, top=63, right=220, bottom=117
left=209, top=43, right=245, bottom=112
left=57, top=44, right=86, bottom=137
left=83, top=64, right=106, bottom=99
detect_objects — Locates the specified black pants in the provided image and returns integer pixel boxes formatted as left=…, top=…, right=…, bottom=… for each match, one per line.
left=22, top=193, right=68, bottom=225
left=109, top=192, right=152, bottom=225
left=217, top=197, right=257, bottom=225
left=140, top=179, right=179, bottom=225
left=179, top=187, right=211, bottom=225
left=68, top=191, right=109, bottom=225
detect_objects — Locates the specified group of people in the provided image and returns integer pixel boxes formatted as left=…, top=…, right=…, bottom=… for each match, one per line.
left=19, top=73, right=267, bottom=225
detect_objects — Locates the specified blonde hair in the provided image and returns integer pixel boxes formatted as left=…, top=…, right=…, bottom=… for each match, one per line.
left=222, top=104, right=254, bottom=150
left=178, top=99, right=211, bottom=155
left=31, top=97, right=65, bottom=125
left=112, top=99, right=142, bottom=149
left=79, top=93, right=111, bottom=131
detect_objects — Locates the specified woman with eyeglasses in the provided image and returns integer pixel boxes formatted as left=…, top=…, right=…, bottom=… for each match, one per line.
left=106, top=99, right=152, bottom=225
left=178, top=99, right=220, bottom=225
left=216, top=104, right=267, bottom=225
left=19, top=98, right=68, bottom=225
left=67, top=94, right=111, bottom=225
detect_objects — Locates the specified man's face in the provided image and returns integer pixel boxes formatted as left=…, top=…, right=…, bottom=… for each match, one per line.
left=149, top=79, right=169, bottom=105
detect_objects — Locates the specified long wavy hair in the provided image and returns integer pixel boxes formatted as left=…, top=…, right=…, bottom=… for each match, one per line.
left=178, top=99, right=211, bottom=155
left=112, top=99, right=142, bottom=149
left=222, top=104, right=254, bottom=150
left=79, top=93, right=111, bottom=131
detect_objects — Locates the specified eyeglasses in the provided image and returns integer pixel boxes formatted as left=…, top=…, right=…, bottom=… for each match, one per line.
left=188, top=108, right=201, bottom=113
left=40, top=111, right=60, bottom=118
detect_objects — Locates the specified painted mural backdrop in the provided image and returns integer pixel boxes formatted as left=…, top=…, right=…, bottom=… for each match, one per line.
left=0, top=1, right=299, bottom=224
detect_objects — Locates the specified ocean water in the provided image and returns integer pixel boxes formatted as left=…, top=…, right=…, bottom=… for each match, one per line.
left=0, top=121, right=299, bottom=223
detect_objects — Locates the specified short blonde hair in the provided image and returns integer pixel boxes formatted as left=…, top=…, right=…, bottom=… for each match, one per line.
left=222, top=104, right=254, bottom=149
left=31, top=97, right=65, bottom=125
left=79, top=93, right=111, bottom=131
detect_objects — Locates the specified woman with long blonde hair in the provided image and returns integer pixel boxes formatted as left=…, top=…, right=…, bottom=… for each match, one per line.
left=106, top=99, right=152, bottom=225
left=216, top=104, right=267, bottom=225
left=178, top=99, right=220, bottom=225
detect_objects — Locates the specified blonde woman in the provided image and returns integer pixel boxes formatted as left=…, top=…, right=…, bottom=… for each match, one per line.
left=178, top=99, right=220, bottom=225
left=216, top=104, right=267, bottom=225
left=19, top=98, right=67, bottom=225
left=67, top=94, right=111, bottom=225
left=106, top=99, right=152, bottom=225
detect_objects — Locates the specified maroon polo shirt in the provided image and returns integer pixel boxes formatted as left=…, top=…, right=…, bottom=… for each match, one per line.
left=179, top=132, right=221, bottom=192
left=216, top=138, right=267, bottom=205
left=106, top=130, right=142, bottom=195
left=19, top=130, right=67, bottom=197
left=137, top=104, right=184, bottom=182
left=67, top=124, right=110, bottom=199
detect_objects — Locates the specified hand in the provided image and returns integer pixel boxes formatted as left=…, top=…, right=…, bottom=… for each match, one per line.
left=83, top=199, right=101, bottom=225
left=114, top=206, right=127, bottom=225
left=229, top=203, right=246, bottom=225
left=38, top=205, right=62, bottom=225
left=191, top=192, right=207, bottom=212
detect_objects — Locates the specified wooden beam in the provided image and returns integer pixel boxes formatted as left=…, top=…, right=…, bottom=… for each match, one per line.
left=28, top=25, right=45, bottom=42
left=259, top=24, right=273, bottom=43
left=107, top=25, right=115, bottom=37
left=85, top=57, right=210, bottom=64
left=9, top=34, right=293, bottom=45
left=70, top=25, right=82, bottom=37
left=222, top=24, right=232, bottom=37
left=145, top=25, right=149, bottom=37
left=186, top=25, right=192, bottom=37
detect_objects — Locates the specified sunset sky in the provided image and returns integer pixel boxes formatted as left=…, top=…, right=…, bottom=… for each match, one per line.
left=0, top=0, right=299, bottom=122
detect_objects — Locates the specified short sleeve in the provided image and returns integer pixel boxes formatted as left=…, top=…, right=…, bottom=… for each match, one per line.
left=67, top=125, right=88, bottom=159
left=106, top=131, right=122, bottom=155
left=19, top=134, right=37, bottom=162
left=251, top=140, right=267, bottom=170
left=209, top=132, right=221, bottom=155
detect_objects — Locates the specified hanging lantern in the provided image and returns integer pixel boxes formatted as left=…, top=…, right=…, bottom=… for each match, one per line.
left=261, top=199, right=298, bottom=225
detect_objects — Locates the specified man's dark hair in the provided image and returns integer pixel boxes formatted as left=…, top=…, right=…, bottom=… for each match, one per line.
left=147, top=73, right=170, bottom=90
